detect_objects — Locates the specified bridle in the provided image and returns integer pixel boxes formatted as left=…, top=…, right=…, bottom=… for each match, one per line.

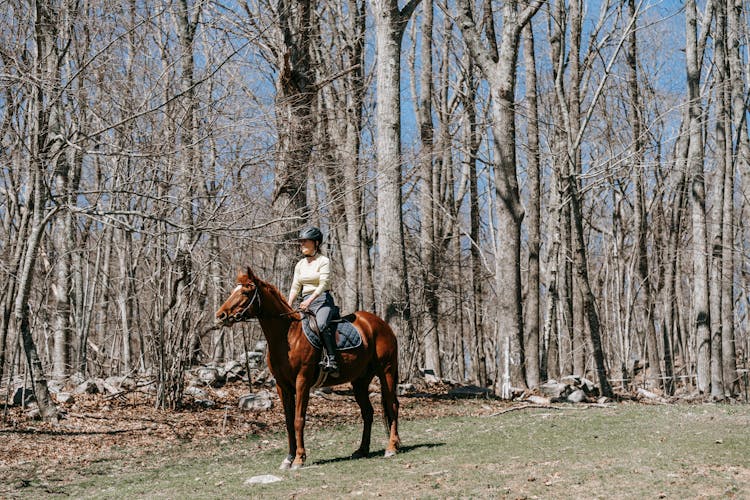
left=233, top=283, right=261, bottom=321
left=226, top=281, right=311, bottom=323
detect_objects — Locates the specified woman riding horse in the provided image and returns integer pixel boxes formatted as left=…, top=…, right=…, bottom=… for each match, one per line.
left=215, top=266, right=401, bottom=469
left=287, top=226, right=339, bottom=376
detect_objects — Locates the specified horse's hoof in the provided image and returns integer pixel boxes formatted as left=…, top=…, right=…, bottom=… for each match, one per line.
left=279, top=455, right=293, bottom=470
left=291, top=453, right=306, bottom=469
left=351, top=449, right=368, bottom=459
left=384, top=449, right=396, bottom=458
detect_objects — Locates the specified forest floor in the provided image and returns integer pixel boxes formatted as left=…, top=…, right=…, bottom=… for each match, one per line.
left=1, top=382, right=749, bottom=498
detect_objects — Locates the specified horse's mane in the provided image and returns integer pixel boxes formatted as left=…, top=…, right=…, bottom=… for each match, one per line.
left=257, top=278, right=295, bottom=314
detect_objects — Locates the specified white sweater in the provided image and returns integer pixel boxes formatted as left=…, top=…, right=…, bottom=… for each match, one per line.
left=288, top=254, right=331, bottom=298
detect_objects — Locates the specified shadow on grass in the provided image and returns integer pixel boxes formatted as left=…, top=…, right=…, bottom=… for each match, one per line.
left=312, top=442, right=446, bottom=465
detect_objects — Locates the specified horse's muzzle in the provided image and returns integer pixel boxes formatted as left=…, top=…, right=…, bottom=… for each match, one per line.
left=216, top=311, right=232, bottom=325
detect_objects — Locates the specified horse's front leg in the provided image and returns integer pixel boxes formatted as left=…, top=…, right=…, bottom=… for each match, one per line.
left=276, top=384, right=296, bottom=470
left=291, top=378, right=312, bottom=469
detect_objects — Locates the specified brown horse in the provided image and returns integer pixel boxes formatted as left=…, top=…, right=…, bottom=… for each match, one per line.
left=216, top=267, right=400, bottom=469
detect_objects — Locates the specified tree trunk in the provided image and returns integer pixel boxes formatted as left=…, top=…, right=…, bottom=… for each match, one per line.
left=371, top=0, right=420, bottom=333
left=90, top=217, right=112, bottom=372
left=722, top=0, right=743, bottom=396
left=52, top=178, right=73, bottom=379
left=548, top=0, right=572, bottom=377
left=314, top=0, right=366, bottom=314
left=462, top=63, right=487, bottom=385
left=455, top=0, right=543, bottom=396
left=627, top=0, right=662, bottom=389
left=685, top=0, right=712, bottom=394
left=522, top=21, right=541, bottom=389
left=549, top=0, right=613, bottom=397
left=12, top=0, right=82, bottom=423
left=174, top=0, right=200, bottom=370
left=567, top=177, right=614, bottom=397
left=0, top=189, right=30, bottom=391
left=663, top=118, right=690, bottom=396
left=542, top=166, right=562, bottom=382
left=709, top=0, right=729, bottom=398
left=16, top=170, right=58, bottom=422
left=273, top=0, right=314, bottom=292
left=416, top=0, right=441, bottom=378
left=568, top=0, right=586, bottom=378
left=340, top=0, right=366, bottom=314
left=117, top=229, right=134, bottom=374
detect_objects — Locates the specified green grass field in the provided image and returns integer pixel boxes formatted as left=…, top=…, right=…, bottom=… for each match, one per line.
left=3, top=403, right=749, bottom=499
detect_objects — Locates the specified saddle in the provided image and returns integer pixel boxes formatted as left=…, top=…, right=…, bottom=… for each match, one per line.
left=301, top=307, right=363, bottom=351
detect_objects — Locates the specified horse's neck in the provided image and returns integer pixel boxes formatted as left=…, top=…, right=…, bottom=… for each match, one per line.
left=256, top=286, right=298, bottom=350
left=257, top=316, right=292, bottom=347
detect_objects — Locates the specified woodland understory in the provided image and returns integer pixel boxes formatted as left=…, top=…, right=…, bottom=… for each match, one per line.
left=2, top=0, right=750, bottom=422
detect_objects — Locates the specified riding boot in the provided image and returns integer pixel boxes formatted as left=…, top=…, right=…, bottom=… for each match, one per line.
left=319, top=327, right=339, bottom=377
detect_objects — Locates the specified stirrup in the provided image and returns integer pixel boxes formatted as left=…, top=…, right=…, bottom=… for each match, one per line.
left=319, top=354, right=339, bottom=376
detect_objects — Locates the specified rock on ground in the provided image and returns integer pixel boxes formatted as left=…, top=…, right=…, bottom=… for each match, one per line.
left=566, top=389, right=587, bottom=403
left=55, top=392, right=75, bottom=404
left=239, top=390, right=274, bottom=411
left=526, top=395, right=551, bottom=405
left=245, top=475, right=282, bottom=485
left=539, top=380, right=568, bottom=399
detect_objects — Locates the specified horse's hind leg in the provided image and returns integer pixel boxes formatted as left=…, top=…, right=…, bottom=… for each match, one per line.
left=378, top=366, right=400, bottom=457
left=351, top=376, right=374, bottom=459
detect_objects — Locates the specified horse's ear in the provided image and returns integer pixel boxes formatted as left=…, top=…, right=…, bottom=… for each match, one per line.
left=246, top=266, right=258, bottom=282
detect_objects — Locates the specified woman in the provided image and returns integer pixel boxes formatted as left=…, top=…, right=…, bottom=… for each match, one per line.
left=287, top=226, right=339, bottom=376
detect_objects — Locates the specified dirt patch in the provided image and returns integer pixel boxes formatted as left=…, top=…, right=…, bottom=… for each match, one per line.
left=0, top=381, right=501, bottom=472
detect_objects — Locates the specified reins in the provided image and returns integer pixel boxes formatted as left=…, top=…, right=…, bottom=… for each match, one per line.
left=233, top=281, right=312, bottom=327
left=280, top=309, right=320, bottom=334
left=280, top=309, right=303, bottom=320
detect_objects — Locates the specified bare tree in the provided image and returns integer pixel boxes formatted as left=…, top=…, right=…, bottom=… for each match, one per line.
left=455, top=0, right=543, bottom=396
left=626, top=0, right=662, bottom=389
left=709, top=0, right=730, bottom=398
left=369, top=0, right=421, bottom=363
left=414, top=0, right=442, bottom=378
left=456, top=49, right=488, bottom=385
left=316, top=0, right=368, bottom=314
left=10, top=0, right=69, bottom=422
left=272, top=0, right=315, bottom=291
left=685, top=0, right=714, bottom=394
left=722, top=0, right=745, bottom=396
left=522, top=20, right=541, bottom=388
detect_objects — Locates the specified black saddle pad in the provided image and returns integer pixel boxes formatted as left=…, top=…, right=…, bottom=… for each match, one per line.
left=301, top=317, right=363, bottom=351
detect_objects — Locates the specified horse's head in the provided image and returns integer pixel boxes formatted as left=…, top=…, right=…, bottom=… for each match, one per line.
left=216, top=267, right=263, bottom=325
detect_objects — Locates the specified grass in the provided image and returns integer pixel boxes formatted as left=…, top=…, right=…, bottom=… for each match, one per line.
left=4, top=403, right=750, bottom=499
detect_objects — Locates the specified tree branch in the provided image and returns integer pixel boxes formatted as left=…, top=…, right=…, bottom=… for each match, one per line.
left=400, top=0, right=423, bottom=23
left=454, top=0, right=497, bottom=75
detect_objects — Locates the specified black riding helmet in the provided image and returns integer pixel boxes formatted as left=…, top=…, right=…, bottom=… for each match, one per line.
left=297, top=226, right=324, bottom=244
